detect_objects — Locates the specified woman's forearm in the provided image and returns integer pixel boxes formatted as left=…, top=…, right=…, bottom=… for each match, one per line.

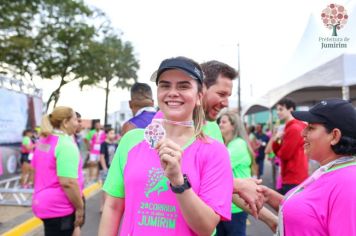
left=232, top=194, right=278, bottom=233
left=263, top=187, right=283, bottom=212
left=176, top=189, right=220, bottom=236
left=258, top=207, right=278, bottom=233
left=59, top=177, right=83, bottom=210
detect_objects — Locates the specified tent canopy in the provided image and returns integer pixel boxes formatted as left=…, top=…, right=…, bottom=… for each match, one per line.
left=243, top=4, right=356, bottom=115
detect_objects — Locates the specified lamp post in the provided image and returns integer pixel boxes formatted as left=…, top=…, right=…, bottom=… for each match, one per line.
left=237, top=43, right=241, bottom=115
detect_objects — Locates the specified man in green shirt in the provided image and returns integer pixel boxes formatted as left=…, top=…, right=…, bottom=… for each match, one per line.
left=200, top=61, right=264, bottom=218
left=200, top=60, right=237, bottom=143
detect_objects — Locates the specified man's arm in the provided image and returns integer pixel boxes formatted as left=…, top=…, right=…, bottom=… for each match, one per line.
left=120, top=122, right=136, bottom=136
left=233, top=178, right=264, bottom=217
left=273, top=125, right=303, bottom=161
left=232, top=194, right=278, bottom=233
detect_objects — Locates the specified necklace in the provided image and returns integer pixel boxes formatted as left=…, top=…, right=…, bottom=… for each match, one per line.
left=53, top=129, right=65, bottom=135
left=164, top=119, right=194, bottom=127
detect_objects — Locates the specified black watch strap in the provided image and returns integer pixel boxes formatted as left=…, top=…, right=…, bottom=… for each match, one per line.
left=170, top=174, right=191, bottom=194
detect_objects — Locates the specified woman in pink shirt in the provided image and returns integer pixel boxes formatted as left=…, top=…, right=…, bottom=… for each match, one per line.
left=261, top=98, right=356, bottom=236
left=99, top=57, right=233, bottom=236
left=32, top=106, right=84, bottom=236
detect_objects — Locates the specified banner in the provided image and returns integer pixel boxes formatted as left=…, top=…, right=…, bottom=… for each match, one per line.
left=33, top=96, right=43, bottom=126
left=0, top=88, right=28, bottom=144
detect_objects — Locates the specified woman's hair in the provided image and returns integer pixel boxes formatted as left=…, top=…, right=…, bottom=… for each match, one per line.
left=105, top=127, right=115, bottom=134
left=22, top=129, right=32, bottom=136
left=193, top=82, right=205, bottom=139
left=218, top=110, right=256, bottom=167
left=324, top=125, right=356, bottom=155
left=40, top=106, right=74, bottom=137
left=181, top=57, right=205, bottom=139
left=219, top=110, right=249, bottom=143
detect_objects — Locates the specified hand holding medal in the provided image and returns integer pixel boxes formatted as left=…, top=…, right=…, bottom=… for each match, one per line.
left=144, top=120, right=166, bottom=149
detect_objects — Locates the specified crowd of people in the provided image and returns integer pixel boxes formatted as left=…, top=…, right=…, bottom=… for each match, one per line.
left=17, top=56, right=356, bottom=236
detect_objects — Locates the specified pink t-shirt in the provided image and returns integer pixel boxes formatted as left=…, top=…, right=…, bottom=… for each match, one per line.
left=90, top=130, right=106, bottom=155
left=282, top=164, right=356, bottom=236
left=104, top=129, right=233, bottom=235
left=32, top=134, right=82, bottom=219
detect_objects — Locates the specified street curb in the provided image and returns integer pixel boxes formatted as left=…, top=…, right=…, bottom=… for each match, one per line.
left=1, top=183, right=101, bottom=236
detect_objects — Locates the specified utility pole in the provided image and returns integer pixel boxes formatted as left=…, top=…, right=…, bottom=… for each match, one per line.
left=237, top=42, right=241, bottom=115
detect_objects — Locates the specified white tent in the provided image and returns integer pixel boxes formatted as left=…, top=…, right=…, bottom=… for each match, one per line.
left=242, top=3, right=356, bottom=115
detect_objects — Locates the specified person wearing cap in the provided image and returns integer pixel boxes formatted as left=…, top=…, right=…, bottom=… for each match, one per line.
left=151, top=59, right=264, bottom=216
left=260, top=98, right=356, bottom=236
left=272, top=98, right=309, bottom=195
left=99, top=56, right=233, bottom=236
left=120, top=82, right=156, bottom=136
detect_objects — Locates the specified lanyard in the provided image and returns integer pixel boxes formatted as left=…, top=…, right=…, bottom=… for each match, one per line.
left=277, top=156, right=356, bottom=236
left=53, top=129, right=66, bottom=135
left=153, top=118, right=194, bottom=127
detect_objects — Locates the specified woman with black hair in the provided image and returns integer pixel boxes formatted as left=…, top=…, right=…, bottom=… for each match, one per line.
left=262, top=98, right=356, bottom=236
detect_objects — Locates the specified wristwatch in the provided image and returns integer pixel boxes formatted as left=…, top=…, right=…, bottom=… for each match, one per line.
left=170, top=174, right=191, bottom=194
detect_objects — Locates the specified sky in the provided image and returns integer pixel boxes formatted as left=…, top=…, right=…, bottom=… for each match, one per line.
left=44, top=0, right=355, bottom=121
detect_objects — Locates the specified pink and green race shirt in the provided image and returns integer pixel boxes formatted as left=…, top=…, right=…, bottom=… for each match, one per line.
left=104, top=128, right=233, bottom=235
left=31, top=133, right=83, bottom=219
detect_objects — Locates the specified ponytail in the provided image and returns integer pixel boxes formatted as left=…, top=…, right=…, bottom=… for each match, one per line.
left=40, top=115, right=53, bottom=137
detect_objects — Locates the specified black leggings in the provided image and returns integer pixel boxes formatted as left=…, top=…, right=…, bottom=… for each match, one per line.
left=42, top=213, right=75, bottom=236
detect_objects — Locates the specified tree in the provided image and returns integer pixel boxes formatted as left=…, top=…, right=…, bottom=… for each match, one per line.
left=321, top=4, right=348, bottom=37
left=34, top=0, right=95, bottom=110
left=0, top=0, right=40, bottom=79
left=77, top=34, right=139, bottom=124
left=0, top=0, right=97, bottom=110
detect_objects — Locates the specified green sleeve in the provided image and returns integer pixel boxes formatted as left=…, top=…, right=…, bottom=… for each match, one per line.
left=202, top=121, right=224, bottom=143
left=56, top=135, right=79, bottom=178
left=228, top=138, right=252, bottom=178
left=103, top=129, right=144, bottom=198
left=22, top=136, right=31, bottom=145
left=85, top=129, right=95, bottom=141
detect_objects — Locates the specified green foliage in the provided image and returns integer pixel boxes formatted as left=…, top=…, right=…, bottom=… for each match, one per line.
left=0, top=0, right=139, bottom=115
left=0, top=0, right=40, bottom=78
left=77, top=32, right=139, bottom=123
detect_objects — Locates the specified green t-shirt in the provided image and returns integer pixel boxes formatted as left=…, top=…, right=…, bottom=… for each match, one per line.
left=22, top=136, right=31, bottom=145
left=56, top=134, right=80, bottom=178
left=85, top=129, right=96, bottom=141
left=228, top=137, right=252, bottom=213
left=202, top=121, right=223, bottom=143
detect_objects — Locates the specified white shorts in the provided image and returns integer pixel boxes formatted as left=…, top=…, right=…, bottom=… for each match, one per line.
left=89, top=154, right=100, bottom=162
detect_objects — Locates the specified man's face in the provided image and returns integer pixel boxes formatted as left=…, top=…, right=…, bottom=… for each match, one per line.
left=203, top=75, right=232, bottom=121
left=76, top=117, right=82, bottom=134
left=276, top=104, right=292, bottom=121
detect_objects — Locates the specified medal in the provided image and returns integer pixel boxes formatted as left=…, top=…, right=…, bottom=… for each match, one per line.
left=144, top=120, right=166, bottom=148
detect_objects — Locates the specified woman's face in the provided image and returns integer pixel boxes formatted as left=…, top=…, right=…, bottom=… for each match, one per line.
left=219, top=115, right=234, bottom=138
left=302, top=123, right=334, bottom=162
left=157, top=69, right=201, bottom=121
left=63, top=112, right=79, bottom=135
